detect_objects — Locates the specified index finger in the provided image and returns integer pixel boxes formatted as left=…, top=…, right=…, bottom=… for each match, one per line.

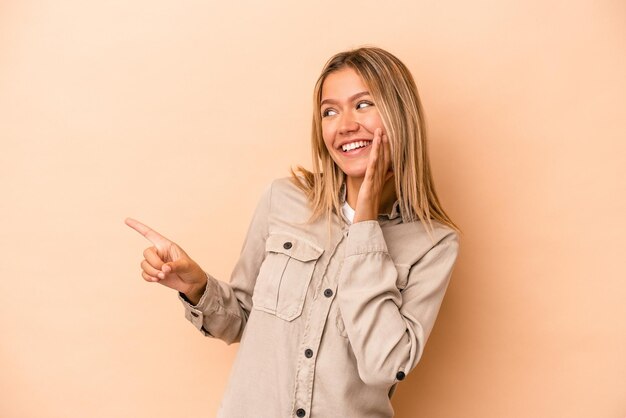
left=124, top=217, right=172, bottom=248
left=382, top=133, right=391, bottom=171
left=367, top=128, right=382, bottom=165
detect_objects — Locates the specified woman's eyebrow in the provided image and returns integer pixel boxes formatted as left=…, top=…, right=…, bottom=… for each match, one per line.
left=320, top=91, right=370, bottom=106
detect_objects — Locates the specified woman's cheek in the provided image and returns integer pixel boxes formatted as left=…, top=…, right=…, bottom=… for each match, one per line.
left=321, top=128, right=334, bottom=149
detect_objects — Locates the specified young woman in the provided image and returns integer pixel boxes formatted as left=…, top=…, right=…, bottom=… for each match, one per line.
left=126, top=46, right=461, bottom=418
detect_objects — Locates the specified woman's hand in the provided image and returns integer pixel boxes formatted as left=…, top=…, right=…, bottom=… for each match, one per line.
left=353, top=128, right=394, bottom=223
left=125, top=217, right=208, bottom=304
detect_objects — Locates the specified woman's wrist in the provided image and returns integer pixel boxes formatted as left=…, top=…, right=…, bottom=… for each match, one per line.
left=184, top=278, right=208, bottom=306
left=353, top=200, right=380, bottom=223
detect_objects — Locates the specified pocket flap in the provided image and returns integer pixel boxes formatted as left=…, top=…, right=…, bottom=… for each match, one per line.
left=266, top=233, right=324, bottom=262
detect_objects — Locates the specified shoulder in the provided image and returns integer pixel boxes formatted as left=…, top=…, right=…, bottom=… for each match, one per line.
left=262, top=176, right=313, bottom=221
left=429, top=222, right=460, bottom=262
left=428, top=219, right=459, bottom=245
left=268, top=176, right=309, bottom=202
left=385, top=218, right=459, bottom=265
left=271, top=175, right=308, bottom=189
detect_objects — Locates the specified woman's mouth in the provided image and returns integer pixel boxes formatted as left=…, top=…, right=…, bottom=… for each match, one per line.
left=340, top=140, right=372, bottom=156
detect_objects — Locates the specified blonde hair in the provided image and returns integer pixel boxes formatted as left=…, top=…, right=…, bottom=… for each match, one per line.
left=290, top=46, right=461, bottom=240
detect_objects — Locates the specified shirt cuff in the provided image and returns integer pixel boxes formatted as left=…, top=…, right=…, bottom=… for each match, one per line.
left=346, top=220, right=389, bottom=256
left=178, top=272, right=220, bottom=335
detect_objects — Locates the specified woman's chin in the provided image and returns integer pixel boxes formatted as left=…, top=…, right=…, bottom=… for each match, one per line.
left=342, top=171, right=367, bottom=180
left=338, top=164, right=368, bottom=179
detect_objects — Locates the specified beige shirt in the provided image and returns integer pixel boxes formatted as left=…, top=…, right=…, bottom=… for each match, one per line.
left=179, top=177, right=460, bottom=418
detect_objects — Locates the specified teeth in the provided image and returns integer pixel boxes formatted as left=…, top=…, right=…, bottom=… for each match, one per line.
left=341, top=140, right=371, bottom=152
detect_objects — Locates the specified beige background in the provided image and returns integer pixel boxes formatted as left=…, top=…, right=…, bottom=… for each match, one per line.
left=1, top=1, right=625, bottom=417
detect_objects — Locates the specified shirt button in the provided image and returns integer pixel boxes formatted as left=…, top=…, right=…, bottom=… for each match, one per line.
left=304, top=348, right=313, bottom=358
left=283, top=241, right=293, bottom=249
left=396, top=371, right=406, bottom=381
left=296, top=408, right=306, bottom=417
left=323, top=288, right=333, bottom=298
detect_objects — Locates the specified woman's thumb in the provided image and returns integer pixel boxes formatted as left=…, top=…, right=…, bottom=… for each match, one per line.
left=162, top=258, right=189, bottom=274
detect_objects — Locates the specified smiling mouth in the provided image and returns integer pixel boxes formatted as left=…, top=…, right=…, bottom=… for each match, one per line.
left=340, top=140, right=372, bottom=153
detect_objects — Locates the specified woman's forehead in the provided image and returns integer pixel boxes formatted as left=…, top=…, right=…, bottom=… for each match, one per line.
left=321, top=67, right=369, bottom=102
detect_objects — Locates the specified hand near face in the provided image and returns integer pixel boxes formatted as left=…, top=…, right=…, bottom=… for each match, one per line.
left=353, top=128, right=394, bottom=223
left=125, top=217, right=208, bottom=304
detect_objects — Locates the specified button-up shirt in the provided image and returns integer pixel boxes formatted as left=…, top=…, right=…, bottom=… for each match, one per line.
left=179, top=177, right=460, bottom=417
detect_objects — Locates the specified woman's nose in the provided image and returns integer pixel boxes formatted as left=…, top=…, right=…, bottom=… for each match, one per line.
left=338, top=114, right=359, bottom=135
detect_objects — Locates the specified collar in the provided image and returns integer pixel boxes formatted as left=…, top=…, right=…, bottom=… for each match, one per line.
left=339, top=182, right=402, bottom=220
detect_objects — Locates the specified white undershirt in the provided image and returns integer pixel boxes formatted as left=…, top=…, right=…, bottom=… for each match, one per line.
left=341, top=201, right=355, bottom=224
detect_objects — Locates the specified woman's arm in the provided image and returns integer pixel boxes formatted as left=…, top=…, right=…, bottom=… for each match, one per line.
left=336, top=220, right=459, bottom=387
left=178, top=181, right=273, bottom=344
left=171, top=185, right=272, bottom=344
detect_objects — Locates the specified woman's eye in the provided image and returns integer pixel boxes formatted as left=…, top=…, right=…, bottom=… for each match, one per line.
left=322, top=108, right=337, bottom=117
left=357, top=101, right=373, bottom=109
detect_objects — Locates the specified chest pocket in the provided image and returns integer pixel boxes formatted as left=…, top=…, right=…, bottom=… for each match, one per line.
left=252, top=233, right=324, bottom=321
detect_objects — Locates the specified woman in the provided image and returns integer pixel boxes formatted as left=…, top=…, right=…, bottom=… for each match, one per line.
left=126, top=46, right=461, bottom=418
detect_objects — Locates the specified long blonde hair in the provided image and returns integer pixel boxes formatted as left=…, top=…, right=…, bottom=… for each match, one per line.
left=290, top=46, right=461, bottom=240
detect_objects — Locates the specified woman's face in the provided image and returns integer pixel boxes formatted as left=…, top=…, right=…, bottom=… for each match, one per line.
left=320, top=67, right=385, bottom=179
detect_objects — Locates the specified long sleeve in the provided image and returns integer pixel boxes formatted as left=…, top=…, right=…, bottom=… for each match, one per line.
left=336, top=220, right=459, bottom=387
left=178, top=181, right=273, bottom=345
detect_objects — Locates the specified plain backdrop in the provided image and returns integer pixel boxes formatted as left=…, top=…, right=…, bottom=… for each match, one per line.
left=1, top=1, right=625, bottom=417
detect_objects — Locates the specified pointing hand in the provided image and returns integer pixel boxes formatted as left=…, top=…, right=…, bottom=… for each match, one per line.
left=125, top=217, right=207, bottom=303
